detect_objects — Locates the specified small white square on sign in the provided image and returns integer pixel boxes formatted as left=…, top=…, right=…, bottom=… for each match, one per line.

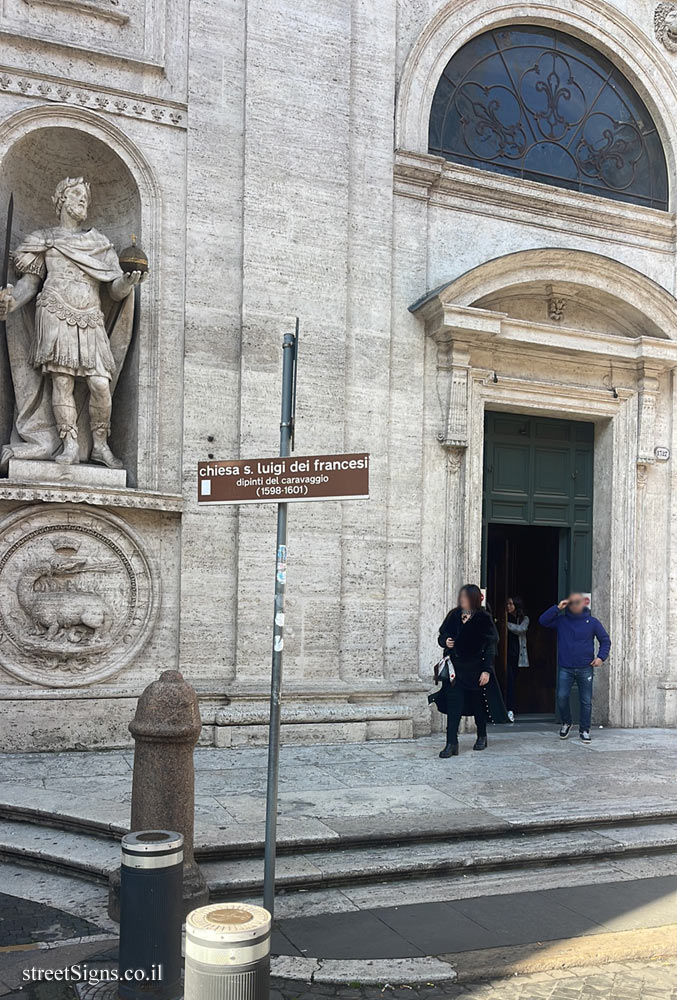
left=200, top=480, right=212, bottom=496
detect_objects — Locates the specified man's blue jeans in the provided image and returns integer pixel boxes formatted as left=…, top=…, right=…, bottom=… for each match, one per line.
left=557, top=666, right=593, bottom=733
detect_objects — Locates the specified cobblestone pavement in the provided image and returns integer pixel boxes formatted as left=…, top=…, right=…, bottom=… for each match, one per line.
left=1, top=940, right=675, bottom=1000
left=0, top=893, right=102, bottom=948
left=272, top=961, right=677, bottom=999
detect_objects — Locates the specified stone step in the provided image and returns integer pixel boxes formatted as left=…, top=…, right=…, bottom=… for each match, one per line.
left=2, top=795, right=675, bottom=859
left=200, top=702, right=417, bottom=747
left=1, top=814, right=675, bottom=897
left=0, top=818, right=118, bottom=883
left=201, top=819, right=677, bottom=896
left=193, top=805, right=677, bottom=861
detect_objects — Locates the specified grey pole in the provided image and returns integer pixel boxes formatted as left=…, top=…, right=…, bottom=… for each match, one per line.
left=118, top=830, right=184, bottom=1000
left=263, top=327, right=298, bottom=917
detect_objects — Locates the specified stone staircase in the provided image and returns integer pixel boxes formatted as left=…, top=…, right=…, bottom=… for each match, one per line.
left=0, top=802, right=675, bottom=902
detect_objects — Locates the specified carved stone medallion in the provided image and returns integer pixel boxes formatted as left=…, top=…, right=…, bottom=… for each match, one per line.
left=0, top=506, right=157, bottom=687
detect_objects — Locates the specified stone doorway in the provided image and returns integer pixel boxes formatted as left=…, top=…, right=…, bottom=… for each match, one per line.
left=412, top=248, right=677, bottom=729
left=482, top=412, right=595, bottom=717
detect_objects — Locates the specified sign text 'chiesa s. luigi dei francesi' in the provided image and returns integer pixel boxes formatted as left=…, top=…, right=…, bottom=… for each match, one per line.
left=0, top=0, right=676, bottom=750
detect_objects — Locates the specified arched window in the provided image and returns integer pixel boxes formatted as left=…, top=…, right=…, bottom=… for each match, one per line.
left=428, top=26, right=668, bottom=210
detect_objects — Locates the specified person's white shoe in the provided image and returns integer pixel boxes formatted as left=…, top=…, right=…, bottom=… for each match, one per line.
left=507, top=710, right=515, bottom=723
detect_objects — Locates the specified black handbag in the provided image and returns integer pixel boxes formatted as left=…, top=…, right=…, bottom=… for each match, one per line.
left=433, top=654, right=456, bottom=685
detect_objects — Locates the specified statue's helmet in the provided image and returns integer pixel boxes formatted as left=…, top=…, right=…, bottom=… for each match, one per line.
left=52, top=177, right=91, bottom=217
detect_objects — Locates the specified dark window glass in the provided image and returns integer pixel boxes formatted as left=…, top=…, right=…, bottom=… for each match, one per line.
left=428, top=26, right=669, bottom=211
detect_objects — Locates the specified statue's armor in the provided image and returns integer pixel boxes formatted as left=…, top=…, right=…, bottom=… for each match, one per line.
left=42, top=249, right=103, bottom=313
left=30, top=239, right=116, bottom=380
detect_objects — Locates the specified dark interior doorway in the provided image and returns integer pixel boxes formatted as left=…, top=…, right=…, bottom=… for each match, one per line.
left=486, top=523, right=559, bottom=716
left=482, top=412, right=595, bottom=717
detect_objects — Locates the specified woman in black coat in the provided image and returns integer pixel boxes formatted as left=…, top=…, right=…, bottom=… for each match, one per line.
left=431, top=584, right=509, bottom=758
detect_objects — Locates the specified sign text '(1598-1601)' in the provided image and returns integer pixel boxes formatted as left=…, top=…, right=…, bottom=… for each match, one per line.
left=197, top=452, right=370, bottom=505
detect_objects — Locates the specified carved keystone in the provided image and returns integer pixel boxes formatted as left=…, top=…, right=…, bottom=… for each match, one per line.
left=108, top=670, right=209, bottom=920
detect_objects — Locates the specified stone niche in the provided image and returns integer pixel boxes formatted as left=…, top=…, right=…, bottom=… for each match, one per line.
left=0, top=125, right=143, bottom=485
left=0, top=119, right=181, bottom=752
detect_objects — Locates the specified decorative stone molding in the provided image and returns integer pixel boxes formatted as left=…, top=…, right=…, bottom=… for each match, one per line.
left=394, top=152, right=675, bottom=254
left=0, top=505, right=158, bottom=688
left=445, top=447, right=465, bottom=475
left=435, top=341, right=469, bottom=451
left=411, top=248, right=677, bottom=347
left=547, top=285, right=567, bottom=322
left=213, top=703, right=414, bottom=727
left=0, top=73, right=186, bottom=129
left=655, top=3, right=677, bottom=51
left=637, top=373, right=661, bottom=465
left=0, top=483, right=182, bottom=512
left=1, top=0, right=169, bottom=72
left=22, top=0, right=130, bottom=25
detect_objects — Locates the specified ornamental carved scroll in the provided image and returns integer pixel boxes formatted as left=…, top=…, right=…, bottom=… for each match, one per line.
left=436, top=342, right=470, bottom=462
left=0, top=506, right=157, bottom=687
left=637, top=373, right=660, bottom=466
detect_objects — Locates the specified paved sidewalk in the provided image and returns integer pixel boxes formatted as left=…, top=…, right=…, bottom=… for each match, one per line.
left=0, top=726, right=675, bottom=851
left=272, top=877, right=677, bottom=959
left=1, top=727, right=676, bottom=996
left=273, top=959, right=677, bottom=999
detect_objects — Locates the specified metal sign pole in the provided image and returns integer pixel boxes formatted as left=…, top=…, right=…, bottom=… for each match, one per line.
left=263, top=324, right=298, bottom=918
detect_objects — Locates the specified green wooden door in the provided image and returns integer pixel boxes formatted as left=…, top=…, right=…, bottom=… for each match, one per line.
left=482, top=413, right=594, bottom=592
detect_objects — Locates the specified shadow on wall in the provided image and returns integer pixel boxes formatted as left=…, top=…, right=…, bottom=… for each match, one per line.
left=0, top=126, right=142, bottom=484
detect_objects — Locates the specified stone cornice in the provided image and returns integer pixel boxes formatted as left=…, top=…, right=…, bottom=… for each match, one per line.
left=394, top=151, right=677, bottom=253
left=0, top=67, right=187, bottom=128
left=427, top=304, right=677, bottom=371
left=0, top=484, right=183, bottom=512
left=0, top=678, right=428, bottom=698
left=22, top=0, right=130, bottom=25
left=0, top=26, right=165, bottom=73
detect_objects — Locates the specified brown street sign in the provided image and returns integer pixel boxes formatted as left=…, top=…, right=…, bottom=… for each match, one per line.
left=197, top=452, right=369, bottom=505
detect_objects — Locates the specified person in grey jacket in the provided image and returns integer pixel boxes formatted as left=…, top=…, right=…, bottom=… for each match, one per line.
left=505, top=596, right=529, bottom=722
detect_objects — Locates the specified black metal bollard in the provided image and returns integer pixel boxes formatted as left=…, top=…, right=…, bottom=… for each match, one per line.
left=184, top=903, right=271, bottom=1000
left=118, top=831, right=184, bottom=1000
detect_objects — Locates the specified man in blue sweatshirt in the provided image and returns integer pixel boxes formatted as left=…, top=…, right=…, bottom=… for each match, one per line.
left=539, top=594, right=611, bottom=745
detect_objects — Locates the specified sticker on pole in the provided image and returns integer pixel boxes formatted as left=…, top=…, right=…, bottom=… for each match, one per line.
left=197, top=452, right=370, bottom=505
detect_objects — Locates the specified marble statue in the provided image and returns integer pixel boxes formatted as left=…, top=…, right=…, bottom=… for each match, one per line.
left=655, top=3, right=677, bottom=50
left=0, top=177, right=146, bottom=471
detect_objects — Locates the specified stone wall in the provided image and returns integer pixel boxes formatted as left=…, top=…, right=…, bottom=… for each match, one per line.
left=0, top=0, right=676, bottom=750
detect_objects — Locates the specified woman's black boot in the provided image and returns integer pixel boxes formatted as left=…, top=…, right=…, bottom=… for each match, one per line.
left=439, top=743, right=459, bottom=758
left=473, top=735, right=488, bottom=751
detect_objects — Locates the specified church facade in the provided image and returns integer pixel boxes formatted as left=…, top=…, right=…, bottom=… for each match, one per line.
left=0, top=0, right=676, bottom=750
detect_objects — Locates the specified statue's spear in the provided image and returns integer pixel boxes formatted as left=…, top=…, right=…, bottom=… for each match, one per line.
left=1, top=193, right=13, bottom=303
left=0, top=193, right=13, bottom=391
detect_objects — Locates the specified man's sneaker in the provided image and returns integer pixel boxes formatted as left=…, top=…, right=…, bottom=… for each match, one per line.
left=580, top=731, right=592, bottom=745
left=507, top=710, right=515, bottom=723
left=559, top=723, right=572, bottom=740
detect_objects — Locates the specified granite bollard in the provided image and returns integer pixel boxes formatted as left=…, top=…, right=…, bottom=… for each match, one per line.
left=108, top=670, right=209, bottom=920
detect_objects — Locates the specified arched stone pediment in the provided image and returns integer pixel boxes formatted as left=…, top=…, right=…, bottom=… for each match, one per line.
left=473, top=283, right=658, bottom=341
left=411, top=249, right=677, bottom=469
left=411, top=249, right=677, bottom=346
